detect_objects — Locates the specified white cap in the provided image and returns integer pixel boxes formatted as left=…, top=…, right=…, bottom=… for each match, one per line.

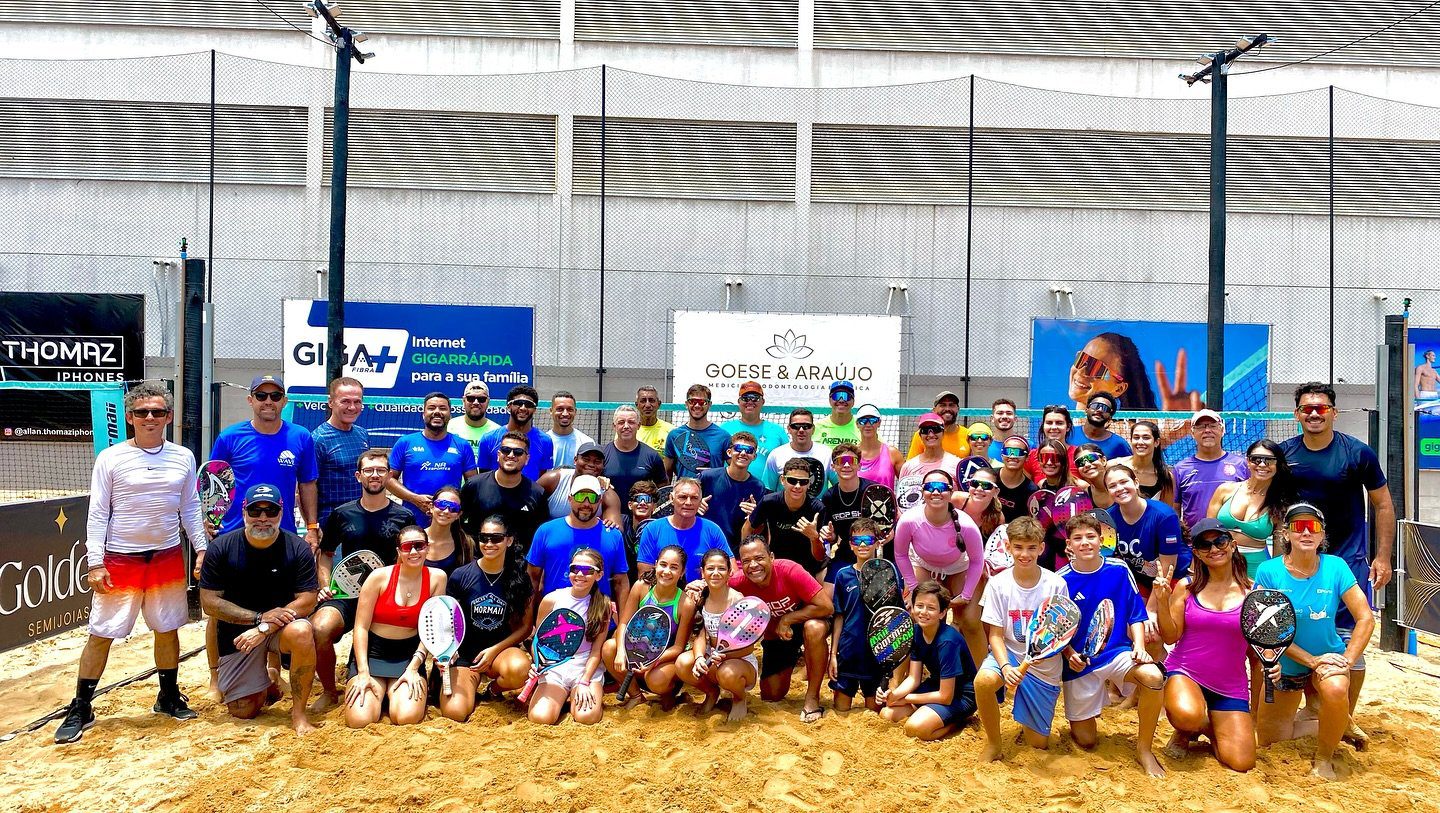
left=1190, top=408, right=1222, bottom=424
left=570, top=474, right=603, bottom=497
left=463, top=379, right=489, bottom=396
left=856, top=403, right=880, bottom=420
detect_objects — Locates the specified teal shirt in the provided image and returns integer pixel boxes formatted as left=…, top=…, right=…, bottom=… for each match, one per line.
left=721, top=418, right=787, bottom=481
left=1254, top=554, right=1358, bottom=676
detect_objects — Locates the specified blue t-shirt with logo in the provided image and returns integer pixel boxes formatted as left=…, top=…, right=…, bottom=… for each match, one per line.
left=721, top=418, right=789, bottom=481
left=526, top=517, right=628, bottom=596
left=447, top=560, right=523, bottom=662
left=1107, top=499, right=1187, bottom=587
left=1255, top=554, right=1359, bottom=675
left=477, top=426, right=555, bottom=481
left=664, top=423, right=733, bottom=480
left=636, top=516, right=731, bottom=583
left=698, top=466, right=766, bottom=546
left=211, top=420, right=319, bottom=533
left=1066, top=426, right=1133, bottom=460
left=389, top=431, right=478, bottom=526
left=832, top=564, right=895, bottom=679
left=1058, top=559, right=1149, bottom=680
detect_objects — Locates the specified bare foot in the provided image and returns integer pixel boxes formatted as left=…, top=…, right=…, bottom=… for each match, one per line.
left=1115, top=693, right=1139, bottom=712
left=727, top=697, right=748, bottom=722
left=1342, top=721, right=1369, bottom=751
left=658, top=691, right=679, bottom=712
left=292, top=714, right=318, bottom=736
left=264, top=683, right=284, bottom=708
left=979, top=742, right=1003, bottom=762
left=308, top=692, right=338, bottom=714
left=697, top=690, right=720, bottom=715
left=1310, top=759, right=1338, bottom=781
left=1162, top=733, right=1190, bottom=761
left=623, top=692, right=648, bottom=710
left=1137, top=749, right=1166, bottom=778
left=209, top=670, right=223, bottom=702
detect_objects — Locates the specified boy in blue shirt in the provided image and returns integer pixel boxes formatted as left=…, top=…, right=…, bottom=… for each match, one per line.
left=828, top=518, right=900, bottom=712
left=877, top=580, right=978, bottom=740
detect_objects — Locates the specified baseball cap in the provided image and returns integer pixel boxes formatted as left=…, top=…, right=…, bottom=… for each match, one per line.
left=856, top=403, right=881, bottom=421
left=463, top=379, right=490, bottom=396
left=1189, top=517, right=1232, bottom=539
left=933, top=390, right=960, bottom=405
left=829, top=380, right=855, bottom=396
left=917, top=412, right=944, bottom=428
left=570, top=474, right=603, bottom=497
left=1285, top=502, right=1326, bottom=523
left=1190, top=408, right=1222, bottom=424
left=249, top=374, right=284, bottom=394
left=244, top=483, right=283, bottom=506
left=738, top=381, right=764, bottom=397
left=968, top=421, right=993, bottom=437
left=575, top=442, right=606, bottom=461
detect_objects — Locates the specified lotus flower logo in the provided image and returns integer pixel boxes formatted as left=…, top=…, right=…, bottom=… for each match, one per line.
left=766, top=330, right=814, bottom=360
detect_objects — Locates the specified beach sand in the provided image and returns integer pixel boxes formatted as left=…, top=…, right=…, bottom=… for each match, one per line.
left=2, top=622, right=1438, bottom=813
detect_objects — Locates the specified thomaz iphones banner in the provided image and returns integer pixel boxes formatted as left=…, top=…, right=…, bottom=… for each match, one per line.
left=1412, top=327, right=1440, bottom=470
left=672, top=311, right=902, bottom=407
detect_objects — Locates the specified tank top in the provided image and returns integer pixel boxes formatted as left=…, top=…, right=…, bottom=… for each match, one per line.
left=1217, top=495, right=1274, bottom=552
left=426, top=544, right=461, bottom=575
left=641, top=585, right=682, bottom=627
left=857, top=445, right=896, bottom=490
left=545, top=588, right=595, bottom=662
left=1138, top=481, right=1162, bottom=499
left=1164, top=592, right=1249, bottom=700
left=373, top=565, right=431, bottom=628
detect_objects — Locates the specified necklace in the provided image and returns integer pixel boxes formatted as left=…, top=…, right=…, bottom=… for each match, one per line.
left=480, top=565, right=503, bottom=587
left=133, top=439, right=165, bottom=456
left=1284, top=556, right=1319, bottom=579
left=836, top=483, right=860, bottom=509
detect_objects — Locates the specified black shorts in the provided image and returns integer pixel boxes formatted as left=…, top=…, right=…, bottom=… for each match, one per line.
left=315, top=597, right=358, bottom=634
left=760, top=627, right=804, bottom=679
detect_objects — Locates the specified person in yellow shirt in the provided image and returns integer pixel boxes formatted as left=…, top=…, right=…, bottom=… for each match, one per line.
left=634, top=385, right=674, bottom=455
left=905, top=390, right=970, bottom=460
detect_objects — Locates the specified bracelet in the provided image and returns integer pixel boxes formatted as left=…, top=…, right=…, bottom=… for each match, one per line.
left=306, top=523, right=320, bottom=531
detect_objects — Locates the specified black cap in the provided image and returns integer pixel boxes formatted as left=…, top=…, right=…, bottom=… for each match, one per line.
left=1285, top=502, right=1325, bottom=523
left=575, top=442, right=606, bottom=461
left=1189, top=518, right=1232, bottom=540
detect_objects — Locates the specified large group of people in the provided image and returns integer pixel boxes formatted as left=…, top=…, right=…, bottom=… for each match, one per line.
left=60, top=372, right=1396, bottom=781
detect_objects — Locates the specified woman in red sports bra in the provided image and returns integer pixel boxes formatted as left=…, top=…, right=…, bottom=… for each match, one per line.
left=344, top=526, right=448, bottom=728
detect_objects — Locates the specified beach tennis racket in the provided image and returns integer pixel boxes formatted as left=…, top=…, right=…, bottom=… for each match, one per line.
left=699, top=597, right=770, bottom=673
left=616, top=605, right=674, bottom=702
left=1014, top=594, right=1081, bottom=679
left=683, top=429, right=712, bottom=476
left=956, top=455, right=990, bottom=484
left=858, top=557, right=902, bottom=613
left=867, top=605, right=915, bottom=672
left=1241, top=589, right=1297, bottom=704
left=197, top=460, right=235, bottom=533
left=1028, top=489, right=1056, bottom=529
left=328, top=549, right=385, bottom=600
left=652, top=485, right=675, bottom=519
left=983, top=525, right=1013, bottom=577
left=861, top=483, right=897, bottom=537
left=517, top=607, right=587, bottom=703
left=803, top=457, right=826, bottom=501
left=1079, top=598, right=1114, bottom=665
left=419, top=595, right=466, bottom=696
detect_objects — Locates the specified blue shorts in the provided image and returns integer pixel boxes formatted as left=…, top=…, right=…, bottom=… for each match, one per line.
left=1335, top=559, right=1372, bottom=632
left=981, top=653, right=1061, bottom=735
left=1166, top=670, right=1249, bottom=713
left=916, top=678, right=978, bottom=726
left=829, top=673, right=884, bottom=698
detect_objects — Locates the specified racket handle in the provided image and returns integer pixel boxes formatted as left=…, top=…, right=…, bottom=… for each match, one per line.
left=440, top=658, right=452, bottom=696
left=1014, top=659, right=1032, bottom=680
left=517, top=673, right=540, bottom=704
left=1264, top=675, right=1275, bottom=704
left=617, top=671, right=635, bottom=702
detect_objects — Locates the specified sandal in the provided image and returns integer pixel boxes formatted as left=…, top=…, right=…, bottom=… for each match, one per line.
left=800, top=706, right=825, bottom=724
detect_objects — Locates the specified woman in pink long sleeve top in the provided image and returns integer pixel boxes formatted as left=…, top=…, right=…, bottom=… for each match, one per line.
left=893, top=470, right=987, bottom=666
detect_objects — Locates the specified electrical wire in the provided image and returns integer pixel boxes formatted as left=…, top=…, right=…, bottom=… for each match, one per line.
left=252, top=0, right=336, bottom=47
left=1232, top=0, right=1440, bottom=75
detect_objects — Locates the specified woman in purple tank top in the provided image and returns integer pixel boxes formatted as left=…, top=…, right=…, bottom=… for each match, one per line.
left=1154, top=520, right=1255, bottom=773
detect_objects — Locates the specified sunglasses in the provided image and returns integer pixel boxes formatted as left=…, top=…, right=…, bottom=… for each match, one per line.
left=1288, top=518, right=1323, bottom=535
left=631, top=494, right=654, bottom=504
left=1039, top=454, right=1061, bottom=464
left=1001, top=446, right=1027, bottom=458
left=463, top=395, right=489, bottom=403
left=731, top=444, right=757, bottom=456
left=130, top=408, right=171, bottom=418
left=572, top=491, right=600, bottom=504
left=968, top=433, right=991, bottom=442
left=966, top=479, right=998, bottom=492
left=497, top=446, right=527, bottom=457
left=1072, top=351, right=1124, bottom=383
left=833, top=454, right=859, bottom=467
left=1088, top=401, right=1114, bottom=414
left=509, top=399, right=537, bottom=409
left=687, top=398, right=710, bottom=406
left=789, top=423, right=814, bottom=431
left=245, top=504, right=281, bottom=518
left=433, top=499, right=461, bottom=513
left=1247, top=454, right=1277, bottom=467
left=918, top=425, right=943, bottom=436
left=1075, top=452, right=1104, bottom=467
left=399, top=540, right=429, bottom=553
left=921, top=481, right=951, bottom=494
left=851, top=535, right=876, bottom=546
left=783, top=476, right=810, bottom=487
left=568, top=564, right=599, bottom=577
left=1190, top=534, right=1231, bottom=552
left=476, top=532, right=507, bottom=544
left=251, top=390, right=284, bottom=402
left=831, top=391, right=852, bottom=402
left=856, top=416, right=880, bottom=426
left=739, top=394, right=762, bottom=403
left=1297, top=404, right=1334, bottom=417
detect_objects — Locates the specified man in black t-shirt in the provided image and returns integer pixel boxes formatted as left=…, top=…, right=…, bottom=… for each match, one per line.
left=309, top=448, right=413, bottom=711
left=460, top=432, right=549, bottom=553
left=199, top=483, right=320, bottom=735
left=603, top=405, right=667, bottom=510
left=818, top=442, right=880, bottom=581
left=743, top=458, right=826, bottom=577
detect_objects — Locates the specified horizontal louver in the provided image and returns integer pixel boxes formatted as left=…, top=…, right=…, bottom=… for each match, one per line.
left=576, top=0, right=797, bottom=46
left=0, top=0, right=298, bottom=30
left=336, top=0, right=559, bottom=38
left=574, top=117, right=795, bottom=200
left=0, top=98, right=305, bottom=185
left=323, top=108, right=557, bottom=192
left=812, top=124, right=969, bottom=204
left=814, top=0, right=1440, bottom=68
left=1336, top=140, right=1440, bottom=217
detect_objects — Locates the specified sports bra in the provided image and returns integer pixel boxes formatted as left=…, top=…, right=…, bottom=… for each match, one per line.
left=373, top=565, right=430, bottom=628
left=641, top=585, right=682, bottom=626
left=1217, top=494, right=1274, bottom=542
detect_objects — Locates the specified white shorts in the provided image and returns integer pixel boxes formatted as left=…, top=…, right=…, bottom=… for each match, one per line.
left=88, top=546, right=189, bottom=639
left=908, top=547, right=970, bottom=579
left=1062, top=649, right=1137, bottom=722
left=537, top=656, right=600, bottom=692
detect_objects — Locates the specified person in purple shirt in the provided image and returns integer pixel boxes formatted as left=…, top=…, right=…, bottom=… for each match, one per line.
left=1171, top=409, right=1248, bottom=533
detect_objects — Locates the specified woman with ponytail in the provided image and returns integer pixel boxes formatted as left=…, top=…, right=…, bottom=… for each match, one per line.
left=526, top=548, right=612, bottom=725
left=894, top=469, right=986, bottom=667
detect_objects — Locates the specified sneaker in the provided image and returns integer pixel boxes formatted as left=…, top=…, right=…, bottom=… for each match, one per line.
left=54, top=699, right=95, bottom=744
left=153, top=691, right=198, bottom=721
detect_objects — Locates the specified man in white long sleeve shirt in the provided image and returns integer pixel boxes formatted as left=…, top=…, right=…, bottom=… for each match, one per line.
left=55, top=381, right=208, bottom=744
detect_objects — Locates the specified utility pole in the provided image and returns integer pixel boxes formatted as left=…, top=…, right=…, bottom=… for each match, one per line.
left=304, top=1, right=374, bottom=382
left=1181, top=34, right=1275, bottom=411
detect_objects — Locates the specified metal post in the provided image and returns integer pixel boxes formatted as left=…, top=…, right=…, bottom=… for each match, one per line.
left=325, top=29, right=352, bottom=383
left=1328, top=85, right=1336, bottom=385
left=1380, top=315, right=1406, bottom=651
left=1205, top=63, right=1227, bottom=410
left=596, top=65, right=607, bottom=410
left=208, top=49, right=216, bottom=301
left=963, top=75, right=975, bottom=410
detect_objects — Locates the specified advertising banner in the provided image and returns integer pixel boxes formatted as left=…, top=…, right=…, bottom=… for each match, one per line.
left=1029, top=318, right=1271, bottom=412
left=672, top=311, right=902, bottom=407
left=0, top=293, right=145, bottom=444
left=0, top=496, right=92, bottom=653
left=1411, top=327, right=1440, bottom=470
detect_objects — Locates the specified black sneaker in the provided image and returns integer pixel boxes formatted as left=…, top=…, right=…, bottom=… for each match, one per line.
left=153, top=691, right=198, bottom=721
left=54, top=699, right=95, bottom=744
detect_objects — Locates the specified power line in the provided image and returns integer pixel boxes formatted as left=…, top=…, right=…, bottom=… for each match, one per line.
left=1233, top=0, right=1440, bottom=75
left=251, top=0, right=333, bottom=46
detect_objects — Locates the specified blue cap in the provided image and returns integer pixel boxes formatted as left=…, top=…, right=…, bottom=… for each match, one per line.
left=249, top=374, right=285, bottom=393
left=244, top=483, right=283, bottom=506
left=829, top=380, right=855, bottom=394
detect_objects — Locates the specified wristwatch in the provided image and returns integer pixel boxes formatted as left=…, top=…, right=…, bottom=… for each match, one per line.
left=257, top=622, right=273, bottom=634
left=253, top=612, right=262, bottom=626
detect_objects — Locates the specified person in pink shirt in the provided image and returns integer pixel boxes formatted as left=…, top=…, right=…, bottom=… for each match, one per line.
left=893, top=470, right=986, bottom=666
left=855, top=404, right=901, bottom=490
